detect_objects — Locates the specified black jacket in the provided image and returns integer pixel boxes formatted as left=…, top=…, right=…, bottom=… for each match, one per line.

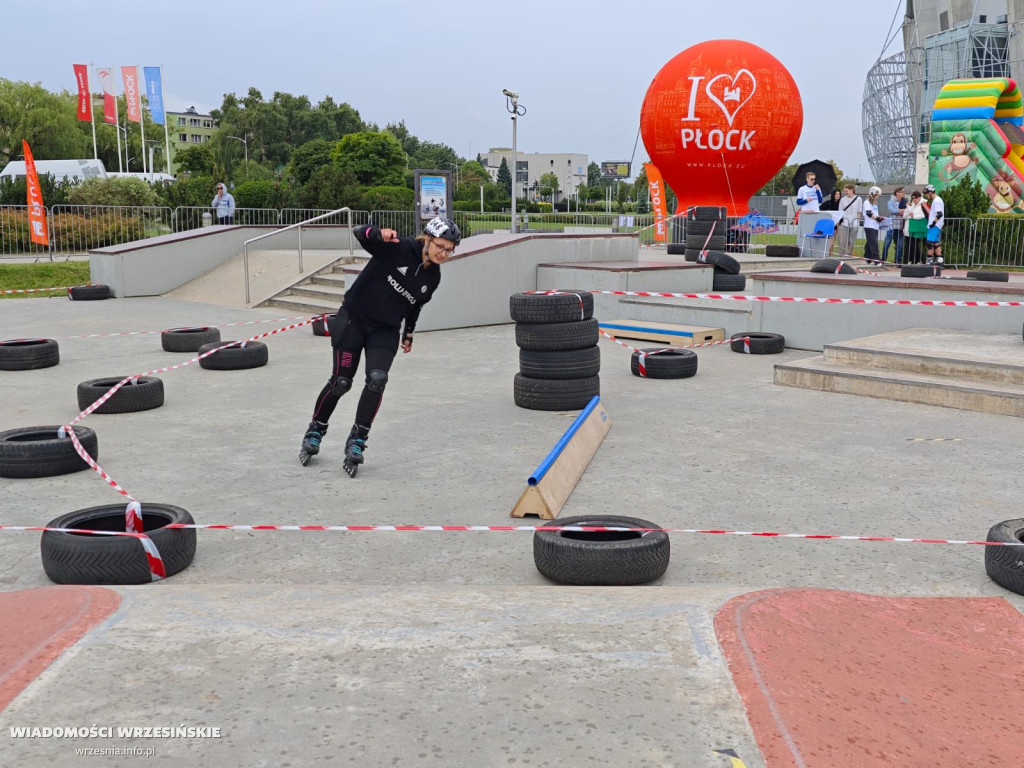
left=343, top=225, right=442, bottom=335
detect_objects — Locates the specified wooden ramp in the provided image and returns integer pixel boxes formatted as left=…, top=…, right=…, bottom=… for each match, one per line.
left=599, top=319, right=724, bottom=346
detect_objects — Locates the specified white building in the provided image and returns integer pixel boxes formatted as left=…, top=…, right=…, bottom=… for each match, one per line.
left=480, top=149, right=588, bottom=203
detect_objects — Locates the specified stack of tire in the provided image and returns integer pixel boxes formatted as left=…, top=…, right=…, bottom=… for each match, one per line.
left=684, top=206, right=728, bottom=262
left=510, top=291, right=600, bottom=411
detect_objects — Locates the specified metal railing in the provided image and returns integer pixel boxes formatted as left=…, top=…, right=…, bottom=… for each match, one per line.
left=241, top=207, right=354, bottom=304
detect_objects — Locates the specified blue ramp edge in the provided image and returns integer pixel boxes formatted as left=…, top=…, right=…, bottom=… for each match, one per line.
left=599, top=322, right=697, bottom=338
left=528, top=396, right=600, bottom=486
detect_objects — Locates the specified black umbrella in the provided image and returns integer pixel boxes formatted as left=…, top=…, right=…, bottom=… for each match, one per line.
left=791, top=160, right=838, bottom=197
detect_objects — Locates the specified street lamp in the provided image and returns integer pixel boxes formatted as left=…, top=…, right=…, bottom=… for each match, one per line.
left=227, top=134, right=249, bottom=174
left=503, top=89, right=525, bottom=233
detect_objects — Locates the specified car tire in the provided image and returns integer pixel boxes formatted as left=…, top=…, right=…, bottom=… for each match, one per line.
left=41, top=503, right=197, bottom=585
left=0, top=425, right=97, bottom=478
left=685, top=220, right=725, bottom=237
left=765, top=244, right=801, bottom=258
left=686, top=235, right=727, bottom=251
left=966, top=270, right=1009, bottom=282
left=666, top=243, right=686, bottom=255
left=0, top=338, right=60, bottom=371
left=68, top=284, right=112, bottom=300
left=630, top=347, right=697, bottom=379
left=161, top=327, right=221, bottom=352
left=312, top=314, right=336, bottom=336
left=812, top=258, right=858, bottom=275
left=515, top=318, right=599, bottom=352
left=513, top=373, right=599, bottom=411
left=197, top=341, right=269, bottom=370
left=77, top=376, right=165, bottom=414
left=509, top=291, right=594, bottom=323
left=712, top=273, right=747, bottom=292
left=730, top=331, right=785, bottom=354
left=901, top=264, right=942, bottom=278
left=519, top=346, right=600, bottom=380
left=533, top=514, right=670, bottom=585
left=984, top=519, right=1024, bottom=595
left=687, top=206, right=727, bottom=222
left=696, top=250, right=741, bottom=274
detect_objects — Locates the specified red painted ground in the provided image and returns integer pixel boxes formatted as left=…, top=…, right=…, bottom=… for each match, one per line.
left=715, top=589, right=1024, bottom=766
left=0, top=586, right=120, bottom=711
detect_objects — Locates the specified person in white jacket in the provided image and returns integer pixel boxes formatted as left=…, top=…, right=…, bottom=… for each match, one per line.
left=796, top=171, right=823, bottom=213
left=212, top=182, right=235, bottom=225
left=834, top=184, right=862, bottom=257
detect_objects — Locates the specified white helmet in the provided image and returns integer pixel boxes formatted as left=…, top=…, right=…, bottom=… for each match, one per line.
left=869, top=186, right=882, bottom=196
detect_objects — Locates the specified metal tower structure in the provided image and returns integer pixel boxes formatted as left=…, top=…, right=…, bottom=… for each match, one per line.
left=862, top=0, right=1024, bottom=184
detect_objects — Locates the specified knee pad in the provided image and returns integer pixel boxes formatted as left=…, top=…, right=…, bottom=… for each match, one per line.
left=329, top=376, right=353, bottom=397
left=366, top=369, right=388, bottom=394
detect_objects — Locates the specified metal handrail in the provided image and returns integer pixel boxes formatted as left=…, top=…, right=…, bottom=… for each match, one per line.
left=242, top=207, right=354, bottom=303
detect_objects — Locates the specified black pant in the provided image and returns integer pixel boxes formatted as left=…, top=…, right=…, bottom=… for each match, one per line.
left=310, top=318, right=398, bottom=431
left=217, top=215, right=234, bottom=225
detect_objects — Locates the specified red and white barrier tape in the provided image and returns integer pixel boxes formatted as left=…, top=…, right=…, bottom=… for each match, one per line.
left=54, top=315, right=312, bottom=341
left=530, top=289, right=1024, bottom=308
left=0, top=285, right=69, bottom=295
left=57, top=316, right=316, bottom=580
left=1, top=523, right=1020, bottom=547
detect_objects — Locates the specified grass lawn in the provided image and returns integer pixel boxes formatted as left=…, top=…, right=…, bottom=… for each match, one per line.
left=0, top=262, right=92, bottom=299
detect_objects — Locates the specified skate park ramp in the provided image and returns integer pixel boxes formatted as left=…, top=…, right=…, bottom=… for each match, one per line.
left=929, top=77, right=1024, bottom=212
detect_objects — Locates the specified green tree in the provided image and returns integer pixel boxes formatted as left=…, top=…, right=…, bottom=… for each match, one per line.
left=175, top=145, right=217, bottom=176
left=587, top=161, right=601, bottom=187
left=153, top=175, right=216, bottom=208
left=0, top=174, right=75, bottom=206
left=615, top=181, right=628, bottom=213
left=288, top=138, right=334, bottom=185
left=0, top=79, right=89, bottom=164
left=539, top=171, right=560, bottom=202
left=233, top=180, right=294, bottom=209
left=331, top=131, right=406, bottom=186
left=360, top=185, right=414, bottom=211
left=943, top=175, right=989, bottom=219
left=497, top=157, right=512, bottom=199
left=299, top=166, right=361, bottom=209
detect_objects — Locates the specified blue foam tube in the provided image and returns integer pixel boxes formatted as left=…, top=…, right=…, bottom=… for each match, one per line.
left=527, top=396, right=600, bottom=487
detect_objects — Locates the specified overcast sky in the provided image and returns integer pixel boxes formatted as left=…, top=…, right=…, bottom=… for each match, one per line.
left=9, top=0, right=906, bottom=180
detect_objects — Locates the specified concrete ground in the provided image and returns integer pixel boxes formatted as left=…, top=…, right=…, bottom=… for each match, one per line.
left=2, top=293, right=1024, bottom=767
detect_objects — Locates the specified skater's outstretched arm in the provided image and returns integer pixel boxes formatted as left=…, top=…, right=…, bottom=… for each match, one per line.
left=354, top=224, right=403, bottom=261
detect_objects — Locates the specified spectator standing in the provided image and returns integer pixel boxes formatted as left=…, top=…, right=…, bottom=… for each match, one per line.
left=882, top=187, right=906, bottom=264
left=904, top=190, right=927, bottom=264
left=212, top=182, right=235, bottom=225
left=796, top=172, right=823, bottom=213
left=835, top=184, right=863, bottom=257
left=862, top=186, right=885, bottom=265
left=820, top=188, right=842, bottom=211
left=924, top=184, right=945, bottom=265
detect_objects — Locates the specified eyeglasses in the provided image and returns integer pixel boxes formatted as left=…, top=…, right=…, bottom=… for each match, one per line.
left=432, top=241, right=455, bottom=257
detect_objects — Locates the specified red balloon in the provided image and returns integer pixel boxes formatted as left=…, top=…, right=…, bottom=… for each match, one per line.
left=641, top=40, right=803, bottom=215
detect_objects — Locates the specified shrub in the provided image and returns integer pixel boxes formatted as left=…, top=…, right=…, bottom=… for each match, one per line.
left=234, top=180, right=294, bottom=210
left=360, top=185, right=414, bottom=211
left=0, top=174, right=75, bottom=206
left=67, top=177, right=161, bottom=208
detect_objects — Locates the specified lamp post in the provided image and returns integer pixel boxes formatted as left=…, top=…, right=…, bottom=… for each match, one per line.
left=503, top=89, right=525, bottom=233
left=227, top=134, right=249, bottom=174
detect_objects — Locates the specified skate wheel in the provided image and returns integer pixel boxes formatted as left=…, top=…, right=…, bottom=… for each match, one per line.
left=299, top=449, right=311, bottom=466
left=343, top=460, right=358, bottom=478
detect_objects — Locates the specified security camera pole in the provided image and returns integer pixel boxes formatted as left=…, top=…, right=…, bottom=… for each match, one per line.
left=503, top=89, right=523, bottom=234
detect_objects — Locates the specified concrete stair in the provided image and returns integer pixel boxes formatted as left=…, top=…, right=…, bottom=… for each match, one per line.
left=258, top=259, right=366, bottom=315
left=774, top=329, right=1024, bottom=417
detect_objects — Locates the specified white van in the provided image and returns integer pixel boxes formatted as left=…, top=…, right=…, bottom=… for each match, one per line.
left=0, top=159, right=108, bottom=183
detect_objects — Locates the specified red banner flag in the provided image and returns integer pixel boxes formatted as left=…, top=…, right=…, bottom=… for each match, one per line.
left=23, top=141, right=50, bottom=247
left=96, top=67, right=117, bottom=124
left=73, top=64, right=91, bottom=122
left=644, top=162, right=669, bottom=243
left=121, top=66, right=142, bottom=123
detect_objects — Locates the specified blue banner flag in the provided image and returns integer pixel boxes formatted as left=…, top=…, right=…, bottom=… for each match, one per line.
left=143, top=67, right=165, bottom=125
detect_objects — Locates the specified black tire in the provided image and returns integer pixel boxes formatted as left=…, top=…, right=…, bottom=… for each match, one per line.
left=687, top=206, right=727, bottom=222
left=765, top=244, right=801, bottom=258
left=966, top=270, right=1009, bottom=282
left=68, top=284, right=112, bottom=300
left=0, top=425, right=97, bottom=478
left=629, top=347, right=698, bottom=379
left=685, top=220, right=724, bottom=237
left=812, top=258, right=858, bottom=275
left=684, top=249, right=700, bottom=262
left=984, top=519, right=1024, bottom=595
left=509, top=291, right=594, bottom=323
left=730, top=331, right=785, bottom=354
left=519, top=346, right=600, bottom=380
left=685, top=235, right=727, bottom=250
left=312, top=314, right=336, bottom=336
left=40, top=504, right=197, bottom=585
left=533, top=514, right=670, bottom=586
left=901, top=264, right=942, bottom=278
left=77, top=376, right=164, bottom=414
left=161, top=327, right=221, bottom=352
left=514, top=318, right=599, bottom=352
left=513, top=373, right=599, bottom=411
left=712, top=273, right=747, bottom=292
left=696, top=250, right=741, bottom=274
left=0, top=338, right=60, bottom=371
left=666, top=243, right=686, bottom=255
left=197, top=341, right=269, bottom=370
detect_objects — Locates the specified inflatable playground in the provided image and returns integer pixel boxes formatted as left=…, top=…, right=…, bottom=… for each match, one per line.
left=929, top=77, right=1024, bottom=214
